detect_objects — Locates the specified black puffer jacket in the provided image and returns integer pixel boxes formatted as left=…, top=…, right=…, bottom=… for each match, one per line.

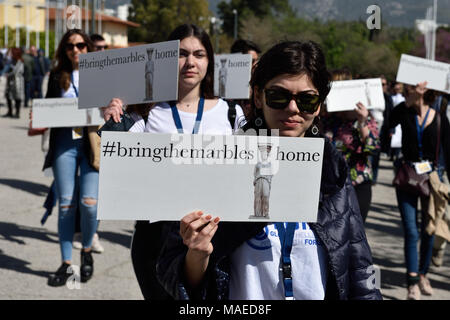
left=156, top=137, right=382, bottom=300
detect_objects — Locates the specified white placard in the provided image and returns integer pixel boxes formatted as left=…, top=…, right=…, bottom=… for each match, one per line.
left=214, top=53, right=252, bottom=99
left=396, top=54, right=450, bottom=93
left=32, top=98, right=104, bottom=128
left=326, top=78, right=385, bottom=112
left=78, top=40, right=180, bottom=109
left=98, top=132, right=324, bottom=222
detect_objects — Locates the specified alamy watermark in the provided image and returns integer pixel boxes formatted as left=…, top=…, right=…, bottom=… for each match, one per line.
left=65, top=5, right=82, bottom=30
left=366, top=5, right=381, bottom=30
left=366, top=264, right=381, bottom=290
left=66, top=265, right=81, bottom=290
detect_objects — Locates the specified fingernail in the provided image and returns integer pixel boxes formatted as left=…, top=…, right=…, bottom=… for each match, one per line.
left=197, top=211, right=203, bottom=216
left=205, top=215, right=212, bottom=220
left=213, top=217, right=220, bottom=223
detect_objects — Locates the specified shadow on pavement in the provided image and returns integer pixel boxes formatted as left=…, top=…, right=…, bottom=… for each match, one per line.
left=365, top=221, right=403, bottom=238
left=98, top=231, right=132, bottom=249
left=369, top=203, right=400, bottom=219
left=0, top=221, right=58, bottom=245
left=0, top=178, right=49, bottom=197
left=0, top=249, right=52, bottom=278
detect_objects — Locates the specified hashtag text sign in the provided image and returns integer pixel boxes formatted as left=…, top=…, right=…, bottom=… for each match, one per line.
left=98, top=131, right=324, bottom=222
left=78, top=40, right=180, bottom=109
left=32, top=98, right=104, bottom=128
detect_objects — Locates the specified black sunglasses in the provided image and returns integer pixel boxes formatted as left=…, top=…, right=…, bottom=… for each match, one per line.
left=65, top=42, right=87, bottom=51
left=264, top=88, right=321, bottom=113
left=96, top=45, right=108, bottom=50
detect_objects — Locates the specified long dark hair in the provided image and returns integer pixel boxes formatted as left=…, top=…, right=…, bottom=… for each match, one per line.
left=53, top=29, right=93, bottom=91
left=167, top=24, right=215, bottom=99
left=245, top=41, right=331, bottom=135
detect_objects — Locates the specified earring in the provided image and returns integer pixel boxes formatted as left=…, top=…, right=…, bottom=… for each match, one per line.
left=311, top=124, right=319, bottom=135
left=255, top=117, right=263, bottom=127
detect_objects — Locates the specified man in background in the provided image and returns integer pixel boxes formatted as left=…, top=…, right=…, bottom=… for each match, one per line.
left=22, top=48, right=34, bottom=108
left=30, top=46, right=46, bottom=99
left=90, top=34, right=108, bottom=51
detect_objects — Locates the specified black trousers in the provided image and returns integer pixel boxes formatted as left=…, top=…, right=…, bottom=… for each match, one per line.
left=130, top=221, right=173, bottom=300
left=354, top=181, right=372, bottom=223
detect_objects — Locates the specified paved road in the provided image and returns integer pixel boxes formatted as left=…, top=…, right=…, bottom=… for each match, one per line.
left=0, top=101, right=449, bottom=300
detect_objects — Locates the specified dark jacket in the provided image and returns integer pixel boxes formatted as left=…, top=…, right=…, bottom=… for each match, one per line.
left=388, top=101, right=450, bottom=177
left=156, top=138, right=383, bottom=300
left=43, top=71, right=94, bottom=170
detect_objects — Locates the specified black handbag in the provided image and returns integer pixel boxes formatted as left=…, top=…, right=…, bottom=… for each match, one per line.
left=393, top=161, right=430, bottom=197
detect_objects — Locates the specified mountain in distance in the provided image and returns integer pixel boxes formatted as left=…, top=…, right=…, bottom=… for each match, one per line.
left=209, top=0, right=450, bottom=28
left=106, top=0, right=450, bottom=28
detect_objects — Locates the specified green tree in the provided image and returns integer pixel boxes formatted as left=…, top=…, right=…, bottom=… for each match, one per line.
left=217, top=0, right=293, bottom=38
left=128, top=0, right=212, bottom=43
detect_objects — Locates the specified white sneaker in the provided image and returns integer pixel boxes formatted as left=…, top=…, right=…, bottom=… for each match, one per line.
left=73, top=232, right=82, bottom=249
left=91, top=233, right=104, bottom=254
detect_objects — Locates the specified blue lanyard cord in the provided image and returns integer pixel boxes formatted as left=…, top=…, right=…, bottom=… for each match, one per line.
left=170, top=97, right=204, bottom=134
left=275, top=222, right=296, bottom=298
left=70, top=72, right=78, bottom=97
left=415, top=108, right=430, bottom=160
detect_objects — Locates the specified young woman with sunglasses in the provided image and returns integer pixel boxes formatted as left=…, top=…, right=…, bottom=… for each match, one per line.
left=156, top=41, right=382, bottom=300
left=43, top=29, right=99, bottom=286
left=102, top=24, right=244, bottom=300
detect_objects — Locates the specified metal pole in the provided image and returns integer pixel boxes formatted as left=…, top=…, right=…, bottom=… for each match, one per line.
left=63, top=0, right=67, bottom=31
left=92, top=0, right=96, bottom=34
left=46, top=0, right=49, bottom=57
left=36, top=9, right=40, bottom=49
left=55, top=0, right=60, bottom=54
left=431, top=0, right=437, bottom=60
left=26, top=4, right=29, bottom=48
left=85, top=0, right=89, bottom=33
left=4, top=1, right=8, bottom=48
left=98, top=0, right=103, bottom=35
left=14, top=5, right=21, bottom=48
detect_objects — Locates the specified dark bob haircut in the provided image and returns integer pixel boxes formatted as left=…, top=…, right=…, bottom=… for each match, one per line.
left=246, top=41, right=331, bottom=133
left=167, top=24, right=215, bottom=99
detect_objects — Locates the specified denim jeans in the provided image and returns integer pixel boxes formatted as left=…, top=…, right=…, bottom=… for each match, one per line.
left=395, top=188, right=434, bottom=275
left=52, top=128, right=99, bottom=262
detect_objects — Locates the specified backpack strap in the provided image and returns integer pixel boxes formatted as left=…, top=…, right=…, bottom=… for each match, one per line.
left=227, top=100, right=237, bottom=130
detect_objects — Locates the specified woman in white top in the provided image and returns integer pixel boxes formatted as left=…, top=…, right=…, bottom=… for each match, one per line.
left=102, top=24, right=243, bottom=300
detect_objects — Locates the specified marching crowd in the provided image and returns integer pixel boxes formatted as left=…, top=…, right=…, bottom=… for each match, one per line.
left=1, top=23, right=449, bottom=301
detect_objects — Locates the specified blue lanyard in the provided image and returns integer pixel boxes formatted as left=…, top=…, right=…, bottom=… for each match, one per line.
left=415, top=108, right=430, bottom=160
left=170, top=97, right=204, bottom=134
left=275, top=222, right=296, bottom=299
left=70, top=72, right=78, bottom=97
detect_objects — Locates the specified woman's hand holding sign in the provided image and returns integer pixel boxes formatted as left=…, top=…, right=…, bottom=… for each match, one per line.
left=180, top=211, right=220, bottom=288
left=102, top=98, right=124, bottom=123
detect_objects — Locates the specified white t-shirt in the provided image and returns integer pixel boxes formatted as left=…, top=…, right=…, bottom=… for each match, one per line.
left=61, top=70, right=79, bottom=98
left=391, top=93, right=405, bottom=107
left=130, top=99, right=244, bottom=134
left=229, top=222, right=328, bottom=300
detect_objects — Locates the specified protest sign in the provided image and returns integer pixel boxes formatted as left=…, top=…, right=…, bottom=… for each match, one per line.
left=98, top=132, right=324, bottom=222
left=78, top=40, right=179, bottom=109
left=326, top=78, right=385, bottom=112
left=32, top=98, right=104, bottom=128
left=214, top=53, right=252, bottom=99
left=396, top=54, right=450, bottom=93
